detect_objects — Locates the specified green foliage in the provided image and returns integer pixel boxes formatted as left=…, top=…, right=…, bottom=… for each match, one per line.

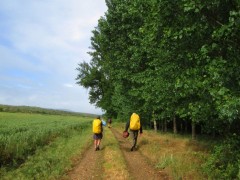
left=76, top=0, right=240, bottom=133
left=203, top=134, right=240, bottom=179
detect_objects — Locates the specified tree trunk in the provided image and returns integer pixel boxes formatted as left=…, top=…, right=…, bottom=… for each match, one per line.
left=149, top=118, right=152, bottom=129
left=173, top=116, right=177, bottom=134
left=212, top=129, right=216, bottom=138
left=164, top=119, right=167, bottom=132
left=152, top=111, right=157, bottom=132
left=192, top=121, right=196, bottom=140
left=153, top=119, right=157, bottom=132
left=185, top=121, right=188, bottom=133
left=180, top=122, right=183, bottom=134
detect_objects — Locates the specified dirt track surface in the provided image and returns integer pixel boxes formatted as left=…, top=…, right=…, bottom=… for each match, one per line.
left=111, top=128, right=169, bottom=180
left=66, top=128, right=168, bottom=180
left=66, top=143, right=104, bottom=180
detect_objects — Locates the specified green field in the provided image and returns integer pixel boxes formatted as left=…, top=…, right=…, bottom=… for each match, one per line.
left=0, top=112, right=93, bottom=179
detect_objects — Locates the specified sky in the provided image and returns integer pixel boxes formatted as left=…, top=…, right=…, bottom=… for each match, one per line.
left=0, top=0, right=107, bottom=114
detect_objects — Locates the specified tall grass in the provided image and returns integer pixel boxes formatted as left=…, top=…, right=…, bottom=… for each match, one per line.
left=0, top=112, right=92, bottom=170
left=113, top=122, right=208, bottom=179
left=140, top=131, right=208, bottom=179
left=1, top=128, right=92, bottom=179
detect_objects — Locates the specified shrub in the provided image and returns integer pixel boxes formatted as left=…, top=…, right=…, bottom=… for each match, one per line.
left=203, top=134, right=240, bottom=179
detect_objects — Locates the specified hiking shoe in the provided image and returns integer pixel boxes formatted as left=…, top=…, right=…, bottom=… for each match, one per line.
left=130, top=146, right=134, bottom=151
left=97, top=146, right=100, bottom=151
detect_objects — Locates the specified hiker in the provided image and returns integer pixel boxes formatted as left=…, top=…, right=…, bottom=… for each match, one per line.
left=92, top=116, right=103, bottom=151
left=125, top=112, right=143, bottom=151
left=107, top=118, right=112, bottom=128
left=101, top=118, right=107, bottom=126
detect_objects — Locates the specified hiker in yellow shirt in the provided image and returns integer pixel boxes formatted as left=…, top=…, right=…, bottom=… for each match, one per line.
left=125, top=112, right=143, bottom=151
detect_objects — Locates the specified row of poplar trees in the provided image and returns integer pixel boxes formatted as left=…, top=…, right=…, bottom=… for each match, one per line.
left=76, top=0, right=240, bottom=139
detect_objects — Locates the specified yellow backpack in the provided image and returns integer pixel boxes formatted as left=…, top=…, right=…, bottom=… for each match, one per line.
left=130, top=113, right=140, bottom=130
left=93, top=119, right=102, bottom=134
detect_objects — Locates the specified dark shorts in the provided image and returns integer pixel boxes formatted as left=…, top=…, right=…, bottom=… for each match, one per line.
left=93, top=133, right=103, bottom=140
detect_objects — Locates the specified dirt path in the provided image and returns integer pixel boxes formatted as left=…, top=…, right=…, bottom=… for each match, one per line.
left=111, top=128, right=169, bottom=180
left=66, top=142, right=104, bottom=180
left=66, top=128, right=168, bottom=180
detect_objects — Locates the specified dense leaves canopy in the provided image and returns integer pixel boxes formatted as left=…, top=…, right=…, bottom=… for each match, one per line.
left=76, top=0, right=240, bottom=134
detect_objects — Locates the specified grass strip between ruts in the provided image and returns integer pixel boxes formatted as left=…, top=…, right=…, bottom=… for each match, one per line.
left=102, top=127, right=130, bottom=179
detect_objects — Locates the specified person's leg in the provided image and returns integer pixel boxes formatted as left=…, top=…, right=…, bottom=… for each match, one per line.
left=97, top=139, right=101, bottom=150
left=133, top=131, right=138, bottom=148
left=96, top=133, right=103, bottom=150
left=130, top=130, right=138, bottom=151
left=94, top=139, right=98, bottom=150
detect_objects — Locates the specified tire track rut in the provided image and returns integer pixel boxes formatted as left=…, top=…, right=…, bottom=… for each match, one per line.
left=66, top=142, right=104, bottom=180
left=111, top=128, right=169, bottom=180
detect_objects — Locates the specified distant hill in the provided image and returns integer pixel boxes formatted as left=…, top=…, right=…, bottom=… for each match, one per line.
left=0, top=104, right=99, bottom=117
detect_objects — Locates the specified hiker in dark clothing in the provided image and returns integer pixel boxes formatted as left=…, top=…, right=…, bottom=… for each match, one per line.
left=125, top=113, right=143, bottom=151
left=107, top=118, right=112, bottom=128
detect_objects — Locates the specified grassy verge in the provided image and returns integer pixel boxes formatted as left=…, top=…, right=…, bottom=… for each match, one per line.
left=1, top=127, right=92, bottom=179
left=140, top=131, right=209, bottom=179
left=102, top=127, right=130, bottom=179
left=113, top=122, right=209, bottom=179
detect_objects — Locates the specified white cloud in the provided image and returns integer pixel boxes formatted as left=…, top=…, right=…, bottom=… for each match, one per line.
left=0, top=0, right=107, bottom=114
left=63, top=84, right=74, bottom=88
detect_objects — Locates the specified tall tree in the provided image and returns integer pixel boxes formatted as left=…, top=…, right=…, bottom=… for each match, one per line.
left=76, top=0, right=240, bottom=136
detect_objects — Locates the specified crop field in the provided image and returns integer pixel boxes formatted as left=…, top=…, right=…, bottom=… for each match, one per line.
left=0, top=112, right=93, bottom=179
